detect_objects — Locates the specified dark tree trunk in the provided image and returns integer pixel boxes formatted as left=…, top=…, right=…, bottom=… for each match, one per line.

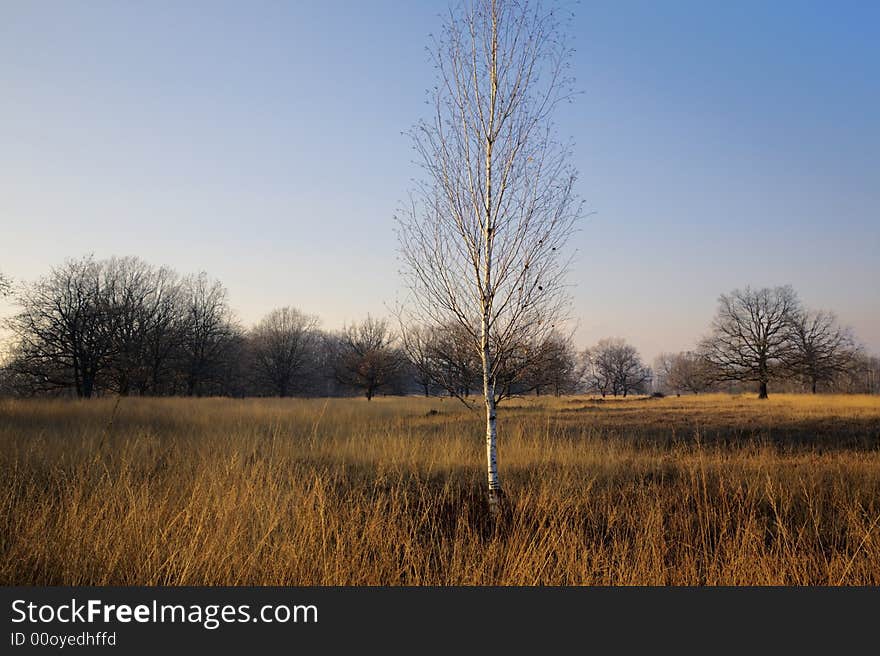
left=82, top=375, right=95, bottom=399
left=811, top=379, right=817, bottom=394
left=73, top=360, right=83, bottom=398
left=758, top=380, right=768, bottom=399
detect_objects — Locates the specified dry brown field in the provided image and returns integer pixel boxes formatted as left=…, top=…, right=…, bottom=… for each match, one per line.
left=2, top=393, right=879, bottom=585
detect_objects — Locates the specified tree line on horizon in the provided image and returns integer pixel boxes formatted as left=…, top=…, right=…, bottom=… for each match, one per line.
left=0, top=256, right=877, bottom=400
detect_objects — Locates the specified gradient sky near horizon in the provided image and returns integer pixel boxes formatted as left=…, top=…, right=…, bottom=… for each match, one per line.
left=1, top=0, right=878, bottom=362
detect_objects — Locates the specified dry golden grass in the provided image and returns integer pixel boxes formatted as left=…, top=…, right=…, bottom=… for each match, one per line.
left=1, top=393, right=879, bottom=585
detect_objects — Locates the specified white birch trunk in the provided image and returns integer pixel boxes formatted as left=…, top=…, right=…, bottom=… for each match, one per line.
left=482, top=313, right=502, bottom=515
left=483, top=4, right=502, bottom=516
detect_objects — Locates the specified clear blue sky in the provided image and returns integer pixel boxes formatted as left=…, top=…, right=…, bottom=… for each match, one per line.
left=1, top=0, right=878, bottom=362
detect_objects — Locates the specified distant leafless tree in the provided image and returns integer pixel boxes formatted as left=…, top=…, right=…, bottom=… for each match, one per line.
left=334, top=316, right=404, bottom=400
left=396, top=0, right=581, bottom=512
left=428, top=322, right=482, bottom=400
left=581, top=343, right=612, bottom=397
left=101, top=257, right=184, bottom=395
left=305, top=333, right=346, bottom=397
left=400, top=324, right=442, bottom=397
left=583, top=338, right=650, bottom=397
left=652, top=352, right=674, bottom=393
left=213, top=329, right=250, bottom=397
left=522, top=330, right=578, bottom=396
left=659, top=351, right=714, bottom=395
left=614, top=349, right=651, bottom=397
left=249, top=307, right=319, bottom=397
left=850, top=354, right=880, bottom=394
left=178, top=273, right=236, bottom=396
left=103, top=256, right=151, bottom=395
left=700, top=285, right=800, bottom=399
left=139, top=266, right=184, bottom=394
left=6, top=256, right=117, bottom=398
left=786, top=309, right=856, bottom=394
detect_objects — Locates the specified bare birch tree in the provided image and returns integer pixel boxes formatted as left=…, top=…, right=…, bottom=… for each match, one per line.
left=396, top=0, right=581, bottom=514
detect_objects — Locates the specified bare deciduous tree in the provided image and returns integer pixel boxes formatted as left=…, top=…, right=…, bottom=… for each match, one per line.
left=396, top=0, right=581, bottom=513
left=522, top=330, right=578, bottom=396
left=583, top=338, right=650, bottom=397
left=581, top=343, right=612, bottom=397
left=102, top=257, right=184, bottom=395
left=658, top=351, right=714, bottom=395
left=400, top=324, right=442, bottom=397
left=700, top=285, right=799, bottom=399
left=787, top=309, right=855, bottom=394
left=138, top=266, right=184, bottom=394
left=428, top=321, right=482, bottom=400
left=334, top=316, right=404, bottom=400
left=250, top=307, right=319, bottom=397
left=6, top=256, right=117, bottom=398
left=850, top=354, right=880, bottom=394
left=178, top=273, right=236, bottom=397
left=652, top=352, right=675, bottom=393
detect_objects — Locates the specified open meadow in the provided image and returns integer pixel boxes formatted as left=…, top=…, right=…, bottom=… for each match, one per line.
left=1, top=393, right=879, bottom=585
